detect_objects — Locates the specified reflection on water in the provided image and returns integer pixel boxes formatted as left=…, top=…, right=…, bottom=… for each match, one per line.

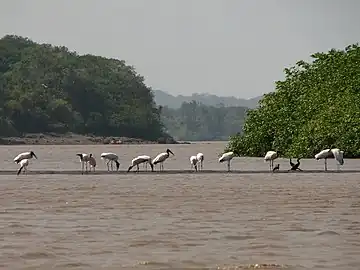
left=0, top=142, right=359, bottom=270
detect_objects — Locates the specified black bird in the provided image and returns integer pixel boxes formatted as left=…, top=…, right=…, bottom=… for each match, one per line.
left=289, top=158, right=302, bottom=171
left=273, top=164, right=280, bottom=172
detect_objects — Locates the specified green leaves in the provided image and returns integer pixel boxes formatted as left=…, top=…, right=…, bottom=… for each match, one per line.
left=0, top=35, right=171, bottom=141
left=227, top=43, right=360, bottom=158
left=161, top=102, right=247, bottom=141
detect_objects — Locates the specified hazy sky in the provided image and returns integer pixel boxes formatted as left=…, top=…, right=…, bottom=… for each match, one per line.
left=1, top=0, right=359, bottom=99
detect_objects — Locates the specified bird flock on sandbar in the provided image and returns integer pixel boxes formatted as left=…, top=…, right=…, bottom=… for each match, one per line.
left=12, top=147, right=345, bottom=175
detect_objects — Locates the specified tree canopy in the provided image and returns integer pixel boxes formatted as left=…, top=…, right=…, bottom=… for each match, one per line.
left=0, top=35, right=171, bottom=141
left=161, top=101, right=247, bottom=141
left=226, top=44, right=360, bottom=158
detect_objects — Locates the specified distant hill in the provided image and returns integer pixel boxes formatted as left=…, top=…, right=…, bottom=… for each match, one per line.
left=153, top=90, right=262, bottom=109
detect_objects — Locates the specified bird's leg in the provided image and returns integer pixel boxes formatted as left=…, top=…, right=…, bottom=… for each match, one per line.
left=325, top=159, right=327, bottom=171
left=106, top=161, right=110, bottom=171
left=81, top=162, right=84, bottom=175
left=227, top=160, right=230, bottom=172
left=136, top=164, right=139, bottom=172
left=111, top=161, right=113, bottom=171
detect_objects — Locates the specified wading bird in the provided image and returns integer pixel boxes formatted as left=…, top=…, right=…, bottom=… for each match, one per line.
left=127, top=155, right=154, bottom=172
left=76, top=153, right=95, bottom=174
left=289, top=158, right=302, bottom=171
left=315, top=148, right=344, bottom=171
left=219, top=150, right=240, bottom=171
left=14, top=151, right=37, bottom=163
left=152, top=149, right=175, bottom=171
left=196, top=153, right=204, bottom=170
left=100, top=152, right=120, bottom=171
left=17, top=159, right=29, bottom=175
left=190, top=155, right=198, bottom=171
left=264, top=151, right=279, bottom=171
left=89, top=155, right=96, bottom=172
left=273, top=164, right=280, bottom=172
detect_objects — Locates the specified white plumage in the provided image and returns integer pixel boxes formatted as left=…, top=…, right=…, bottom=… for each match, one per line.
left=100, top=152, right=120, bottom=171
left=190, top=155, right=198, bottom=171
left=264, top=150, right=278, bottom=171
left=89, top=155, right=96, bottom=172
left=219, top=151, right=239, bottom=171
left=76, top=153, right=96, bottom=174
left=315, top=148, right=344, bottom=171
left=152, top=149, right=174, bottom=171
left=17, top=159, right=29, bottom=175
left=196, top=152, right=204, bottom=170
left=128, top=155, right=154, bottom=172
left=14, top=151, right=37, bottom=163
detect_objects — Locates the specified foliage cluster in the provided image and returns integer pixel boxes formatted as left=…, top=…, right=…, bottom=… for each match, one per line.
left=227, top=44, right=360, bottom=158
left=0, top=35, right=170, bottom=141
left=161, top=101, right=247, bottom=141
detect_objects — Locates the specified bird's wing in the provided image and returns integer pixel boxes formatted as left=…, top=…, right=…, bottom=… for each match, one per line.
left=152, top=153, right=164, bottom=164
left=332, top=149, right=344, bottom=165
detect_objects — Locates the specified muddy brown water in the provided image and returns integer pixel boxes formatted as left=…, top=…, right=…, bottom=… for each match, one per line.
left=0, top=142, right=359, bottom=270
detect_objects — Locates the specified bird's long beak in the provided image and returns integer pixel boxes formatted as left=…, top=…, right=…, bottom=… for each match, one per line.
left=34, top=154, right=38, bottom=159
left=170, top=151, right=175, bottom=156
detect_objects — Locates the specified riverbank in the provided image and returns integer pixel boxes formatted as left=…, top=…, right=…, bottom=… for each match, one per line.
left=0, top=133, right=181, bottom=145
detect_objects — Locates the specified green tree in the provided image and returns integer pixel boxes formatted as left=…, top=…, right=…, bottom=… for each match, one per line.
left=161, top=101, right=247, bottom=141
left=0, top=35, right=171, bottom=141
left=226, top=44, right=360, bottom=158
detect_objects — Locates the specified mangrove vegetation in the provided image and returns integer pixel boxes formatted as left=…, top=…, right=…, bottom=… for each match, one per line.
left=226, top=44, right=360, bottom=158
left=0, top=35, right=170, bottom=142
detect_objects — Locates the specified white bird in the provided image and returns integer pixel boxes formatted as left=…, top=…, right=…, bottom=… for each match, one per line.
left=196, top=152, right=204, bottom=170
left=264, top=151, right=279, bottom=171
left=190, top=155, right=198, bottom=171
left=17, top=159, right=29, bottom=175
left=315, top=148, right=344, bottom=171
left=89, top=155, right=96, bottom=172
left=219, top=150, right=240, bottom=171
left=14, top=151, right=37, bottom=163
left=127, top=155, right=154, bottom=172
left=152, top=149, right=175, bottom=171
left=76, top=153, right=95, bottom=174
left=100, top=152, right=120, bottom=171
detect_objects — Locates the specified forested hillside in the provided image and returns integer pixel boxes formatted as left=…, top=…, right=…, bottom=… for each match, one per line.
left=226, top=44, right=360, bottom=158
left=0, top=35, right=170, bottom=142
left=154, top=89, right=261, bottom=109
left=161, top=101, right=247, bottom=141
